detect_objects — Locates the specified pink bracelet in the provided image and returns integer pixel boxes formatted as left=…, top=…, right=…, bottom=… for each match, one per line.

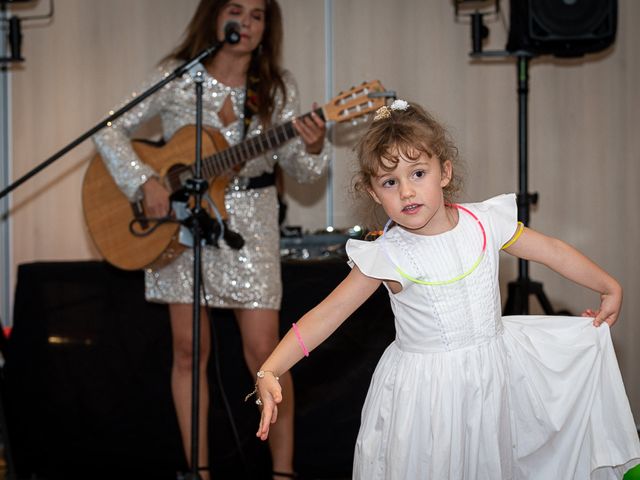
left=291, top=323, right=309, bottom=357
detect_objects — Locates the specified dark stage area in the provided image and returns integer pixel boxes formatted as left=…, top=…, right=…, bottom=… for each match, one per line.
left=3, top=259, right=395, bottom=480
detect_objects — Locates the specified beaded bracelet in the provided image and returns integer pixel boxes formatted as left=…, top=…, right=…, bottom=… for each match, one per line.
left=292, top=322, right=310, bottom=357
left=244, top=370, right=280, bottom=406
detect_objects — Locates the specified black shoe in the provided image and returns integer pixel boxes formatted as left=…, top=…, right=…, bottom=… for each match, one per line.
left=272, top=471, right=298, bottom=479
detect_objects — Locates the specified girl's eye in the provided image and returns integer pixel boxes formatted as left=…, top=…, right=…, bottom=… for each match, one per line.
left=414, top=170, right=426, bottom=178
left=382, top=179, right=396, bottom=188
left=252, top=12, right=264, bottom=21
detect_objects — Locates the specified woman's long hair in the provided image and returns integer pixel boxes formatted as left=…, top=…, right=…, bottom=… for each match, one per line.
left=164, top=0, right=286, bottom=125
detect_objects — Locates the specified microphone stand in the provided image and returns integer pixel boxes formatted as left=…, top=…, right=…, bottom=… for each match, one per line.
left=502, top=55, right=555, bottom=315
left=0, top=42, right=223, bottom=200
left=183, top=64, right=207, bottom=480
left=0, top=28, right=240, bottom=480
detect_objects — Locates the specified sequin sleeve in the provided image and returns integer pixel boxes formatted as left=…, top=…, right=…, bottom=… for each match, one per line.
left=92, top=65, right=173, bottom=200
left=272, top=70, right=331, bottom=183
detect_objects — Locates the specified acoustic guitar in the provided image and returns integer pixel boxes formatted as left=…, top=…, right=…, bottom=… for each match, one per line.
left=82, top=80, right=388, bottom=271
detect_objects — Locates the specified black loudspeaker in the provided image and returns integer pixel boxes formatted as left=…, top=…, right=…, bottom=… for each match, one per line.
left=507, top=0, right=617, bottom=57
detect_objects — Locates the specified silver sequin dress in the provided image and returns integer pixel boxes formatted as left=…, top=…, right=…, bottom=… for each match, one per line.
left=93, top=61, right=330, bottom=308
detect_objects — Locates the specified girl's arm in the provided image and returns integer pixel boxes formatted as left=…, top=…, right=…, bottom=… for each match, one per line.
left=503, top=227, right=622, bottom=327
left=256, top=266, right=383, bottom=440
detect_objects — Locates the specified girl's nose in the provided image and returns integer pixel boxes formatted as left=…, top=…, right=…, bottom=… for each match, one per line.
left=400, top=184, right=415, bottom=200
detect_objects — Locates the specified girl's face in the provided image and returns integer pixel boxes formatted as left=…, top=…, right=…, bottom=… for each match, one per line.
left=367, top=148, right=453, bottom=235
left=217, top=0, right=266, bottom=54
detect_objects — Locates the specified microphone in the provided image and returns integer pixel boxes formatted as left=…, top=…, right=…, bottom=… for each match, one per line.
left=223, top=21, right=241, bottom=45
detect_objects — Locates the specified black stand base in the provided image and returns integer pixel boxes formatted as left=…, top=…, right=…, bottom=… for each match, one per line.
left=504, top=278, right=555, bottom=315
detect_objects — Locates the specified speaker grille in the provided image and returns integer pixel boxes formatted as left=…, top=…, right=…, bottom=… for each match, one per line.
left=507, top=0, right=617, bottom=57
left=530, top=0, right=614, bottom=39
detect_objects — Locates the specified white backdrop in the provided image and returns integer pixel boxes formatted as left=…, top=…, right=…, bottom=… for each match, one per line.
left=5, top=0, right=639, bottom=424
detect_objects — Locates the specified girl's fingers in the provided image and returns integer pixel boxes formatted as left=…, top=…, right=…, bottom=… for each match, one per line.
left=255, top=382, right=285, bottom=440
left=258, top=406, right=272, bottom=440
left=593, top=309, right=616, bottom=327
left=600, top=311, right=617, bottom=327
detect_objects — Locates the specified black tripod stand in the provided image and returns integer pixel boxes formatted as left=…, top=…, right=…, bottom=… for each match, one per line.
left=502, top=55, right=555, bottom=315
left=457, top=6, right=556, bottom=316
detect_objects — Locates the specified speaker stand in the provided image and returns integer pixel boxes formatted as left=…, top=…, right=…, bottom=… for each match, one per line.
left=503, top=55, right=555, bottom=316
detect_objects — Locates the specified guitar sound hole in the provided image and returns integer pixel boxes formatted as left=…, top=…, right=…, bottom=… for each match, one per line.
left=167, top=163, right=192, bottom=191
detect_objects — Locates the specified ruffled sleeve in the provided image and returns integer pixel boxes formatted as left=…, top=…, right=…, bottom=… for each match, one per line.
left=346, top=239, right=405, bottom=286
left=480, top=193, right=519, bottom=250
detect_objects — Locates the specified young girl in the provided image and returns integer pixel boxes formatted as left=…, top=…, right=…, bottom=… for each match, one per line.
left=251, top=100, right=640, bottom=479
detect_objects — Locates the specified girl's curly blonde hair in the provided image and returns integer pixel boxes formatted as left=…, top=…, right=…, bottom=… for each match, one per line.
left=353, top=102, right=462, bottom=205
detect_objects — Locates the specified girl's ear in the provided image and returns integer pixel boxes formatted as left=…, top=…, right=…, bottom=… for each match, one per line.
left=440, top=160, right=453, bottom=188
left=367, top=187, right=382, bottom=205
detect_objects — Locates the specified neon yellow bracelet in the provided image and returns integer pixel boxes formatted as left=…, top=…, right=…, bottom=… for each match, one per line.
left=501, top=222, right=524, bottom=250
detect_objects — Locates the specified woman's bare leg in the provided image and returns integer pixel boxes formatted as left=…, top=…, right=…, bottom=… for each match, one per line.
left=235, top=308, right=295, bottom=478
left=169, top=303, right=211, bottom=480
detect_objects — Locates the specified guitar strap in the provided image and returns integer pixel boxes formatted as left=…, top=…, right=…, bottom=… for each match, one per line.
left=242, top=57, right=261, bottom=139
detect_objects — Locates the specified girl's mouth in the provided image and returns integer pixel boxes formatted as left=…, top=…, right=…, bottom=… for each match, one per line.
left=402, top=204, right=421, bottom=214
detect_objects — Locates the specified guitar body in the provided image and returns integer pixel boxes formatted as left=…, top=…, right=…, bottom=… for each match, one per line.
left=83, top=80, right=388, bottom=271
left=82, top=125, right=231, bottom=271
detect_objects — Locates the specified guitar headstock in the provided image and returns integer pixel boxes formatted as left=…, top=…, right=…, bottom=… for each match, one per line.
left=322, top=80, right=391, bottom=123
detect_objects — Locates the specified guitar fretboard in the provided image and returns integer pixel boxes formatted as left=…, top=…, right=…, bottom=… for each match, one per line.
left=200, top=107, right=325, bottom=179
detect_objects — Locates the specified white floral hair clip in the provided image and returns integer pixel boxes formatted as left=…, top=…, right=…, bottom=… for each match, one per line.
left=390, top=99, right=409, bottom=111
left=373, top=99, right=410, bottom=121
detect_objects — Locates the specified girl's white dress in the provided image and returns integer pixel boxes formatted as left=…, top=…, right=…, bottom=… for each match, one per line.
left=346, top=193, right=640, bottom=480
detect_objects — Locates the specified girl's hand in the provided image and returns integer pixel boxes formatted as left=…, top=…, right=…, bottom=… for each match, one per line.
left=582, top=286, right=623, bottom=328
left=293, top=102, right=326, bottom=155
left=141, top=177, right=170, bottom=218
left=255, top=374, right=283, bottom=441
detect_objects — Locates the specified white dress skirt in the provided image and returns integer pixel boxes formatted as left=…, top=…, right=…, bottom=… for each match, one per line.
left=347, top=194, right=640, bottom=479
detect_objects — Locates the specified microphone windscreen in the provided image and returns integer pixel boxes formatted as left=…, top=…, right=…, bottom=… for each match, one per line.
left=223, top=21, right=241, bottom=45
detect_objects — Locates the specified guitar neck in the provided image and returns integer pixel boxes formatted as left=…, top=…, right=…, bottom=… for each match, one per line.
left=201, top=107, right=325, bottom=178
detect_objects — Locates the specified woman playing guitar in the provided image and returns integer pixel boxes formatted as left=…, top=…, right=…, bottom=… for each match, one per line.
left=92, top=1, right=329, bottom=478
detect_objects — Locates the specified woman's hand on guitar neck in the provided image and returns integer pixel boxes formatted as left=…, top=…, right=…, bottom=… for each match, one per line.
left=293, top=102, right=326, bottom=155
left=141, top=177, right=171, bottom=218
